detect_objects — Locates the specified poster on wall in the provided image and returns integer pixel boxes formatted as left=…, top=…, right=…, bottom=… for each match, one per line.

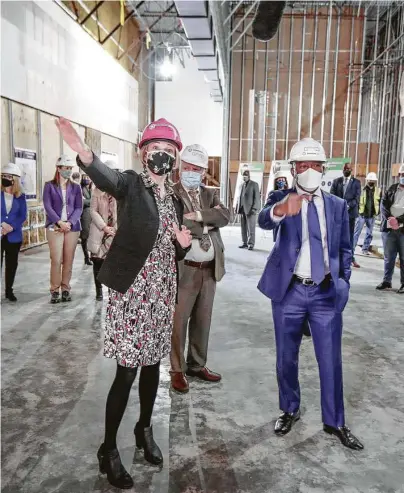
left=233, top=162, right=265, bottom=210
left=101, top=151, right=119, bottom=168
left=14, top=148, right=37, bottom=201
left=322, top=157, right=350, bottom=192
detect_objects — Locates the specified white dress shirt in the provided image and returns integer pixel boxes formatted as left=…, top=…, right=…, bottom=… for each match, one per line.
left=4, top=192, right=13, bottom=214
left=183, top=187, right=215, bottom=262
left=271, top=186, right=330, bottom=279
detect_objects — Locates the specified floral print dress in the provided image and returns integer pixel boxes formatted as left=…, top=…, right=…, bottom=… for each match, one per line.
left=104, top=172, right=179, bottom=368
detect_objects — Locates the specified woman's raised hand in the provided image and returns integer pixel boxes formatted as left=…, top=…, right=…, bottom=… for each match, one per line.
left=173, top=224, right=192, bottom=249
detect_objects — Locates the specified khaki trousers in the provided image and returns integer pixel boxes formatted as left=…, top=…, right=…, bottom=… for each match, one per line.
left=47, top=230, right=80, bottom=293
left=171, top=264, right=216, bottom=373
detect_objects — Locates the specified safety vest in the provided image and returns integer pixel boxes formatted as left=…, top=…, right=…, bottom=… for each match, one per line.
left=358, top=186, right=381, bottom=216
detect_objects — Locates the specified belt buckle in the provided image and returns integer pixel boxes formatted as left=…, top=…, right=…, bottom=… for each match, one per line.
left=302, top=278, right=314, bottom=286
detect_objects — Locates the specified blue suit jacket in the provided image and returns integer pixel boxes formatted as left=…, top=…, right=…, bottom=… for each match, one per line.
left=257, top=189, right=352, bottom=311
left=330, top=176, right=361, bottom=219
left=1, top=192, right=28, bottom=243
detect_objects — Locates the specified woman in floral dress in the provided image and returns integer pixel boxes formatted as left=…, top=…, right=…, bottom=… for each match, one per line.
left=57, top=117, right=191, bottom=490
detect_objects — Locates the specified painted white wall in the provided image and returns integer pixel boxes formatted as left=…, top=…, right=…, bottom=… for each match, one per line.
left=1, top=1, right=138, bottom=144
left=155, top=56, right=223, bottom=156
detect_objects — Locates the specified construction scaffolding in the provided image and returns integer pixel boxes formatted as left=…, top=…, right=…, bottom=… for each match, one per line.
left=227, top=1, right=404, bottom=196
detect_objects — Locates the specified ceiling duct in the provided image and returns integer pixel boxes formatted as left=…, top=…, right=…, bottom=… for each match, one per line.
left=175, top=0, right=222, bottom=102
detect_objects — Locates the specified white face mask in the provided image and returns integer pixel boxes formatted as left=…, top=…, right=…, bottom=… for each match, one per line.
left=296, top=168, right=323, bottom=192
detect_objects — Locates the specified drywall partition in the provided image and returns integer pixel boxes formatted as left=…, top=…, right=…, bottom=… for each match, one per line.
left=1, top=0, right=138, bottom=144
left=155, top=55, right=223, bottom=156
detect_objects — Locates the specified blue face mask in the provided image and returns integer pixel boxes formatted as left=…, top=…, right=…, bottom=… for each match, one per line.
left=400, top=176, right=404, bottom=185
left=181, top=170, right=203, bottom=189
left=276, top=178, right=287, bottom=190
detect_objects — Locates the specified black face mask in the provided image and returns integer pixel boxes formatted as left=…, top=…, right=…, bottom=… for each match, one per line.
left=2, top=178, right=13, bottom=188
left=147, top=151, right=175, bottom=176
left=343, top=170, right=352, bottom=178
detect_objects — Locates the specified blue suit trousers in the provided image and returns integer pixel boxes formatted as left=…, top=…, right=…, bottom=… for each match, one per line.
left=272, top=280, right=345, bottom=428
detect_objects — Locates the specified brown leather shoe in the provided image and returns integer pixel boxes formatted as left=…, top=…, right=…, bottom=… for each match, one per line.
left=170, top=372, right=189, bottom=393
left=186, top=367, right=222, bottom=382
left=352, top=260, right=360, bottom=268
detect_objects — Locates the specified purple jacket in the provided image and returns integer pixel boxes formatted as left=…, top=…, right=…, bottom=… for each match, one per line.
left=43, top=181, right=83, bottom=232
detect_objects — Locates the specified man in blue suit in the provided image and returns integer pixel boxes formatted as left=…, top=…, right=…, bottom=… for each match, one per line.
left=258, top=138, right=363, bottom=450
left=330, top=163, right=361, bottom=268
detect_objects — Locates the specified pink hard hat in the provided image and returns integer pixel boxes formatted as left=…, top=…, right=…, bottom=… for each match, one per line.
left=139, top=118, right=182, bottom=151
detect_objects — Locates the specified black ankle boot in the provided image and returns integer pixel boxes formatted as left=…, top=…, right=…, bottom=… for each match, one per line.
left=97, top=444, right=134, bottom=489
left=5, top=290, right=17, bottom=302
left=134, top=423, right=163, bottom=465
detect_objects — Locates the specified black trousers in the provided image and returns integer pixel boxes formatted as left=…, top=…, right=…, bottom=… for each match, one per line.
left=92, top=257, right=104, bottom=294
left=349, top=217, right=356, bottom=258
left=1, top=237, right=22, bottom=293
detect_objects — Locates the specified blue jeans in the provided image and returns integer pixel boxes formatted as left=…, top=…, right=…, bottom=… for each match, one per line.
left=382, top=230, right=404, bottom=284
left=353, top=216, right=375, bottom=253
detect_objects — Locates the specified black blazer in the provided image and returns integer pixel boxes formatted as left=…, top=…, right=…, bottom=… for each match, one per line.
left=380, top=183, right=404, bottom=233
left=78, top=154, right=187, bottom=294
left=330, top=176, right=361, bottom=219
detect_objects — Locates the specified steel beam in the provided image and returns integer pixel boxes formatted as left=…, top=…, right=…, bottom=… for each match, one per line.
left=330, top=9, right=341, bottom=157
left=227, top=1, right=257, bottom=41
left=354, top=7, right=367, bottom=175
left=80, top=1, right=104, bottom=25
left=366, top=4, right=380, bottom=175
left=298, top=9, right=306, bottom=140
left=320, top=2, right=333, bottom=147
left=273, top=23, right=281, bottom=160
left=224, top=0, right=244, bottom=25
left=344, top=9, right=355, bottom=157
left=309, top=5, right=319, bottom=138
left=285, top=15, right=294, bottom=157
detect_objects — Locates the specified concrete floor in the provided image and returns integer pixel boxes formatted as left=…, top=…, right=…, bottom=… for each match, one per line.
left=2, top=226, right=404, bottom=493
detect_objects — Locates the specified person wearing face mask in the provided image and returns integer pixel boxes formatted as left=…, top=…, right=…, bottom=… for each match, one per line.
left=237, top=170, right=261, bottom=250
left=258, top=137, right=363, bottom=451
left=43, top=156, right=83, bottom=304
left=330, top=163, right=361, bottom=268
left=352, top=172, right=381, bottom=263
left=56, top=117, right=192, bottom=490
left=1, top=163, right=27, bottom=301
left=87, top=161, right=118, bottom=301
left=376, top=163, right=404, bottom=294
left=170, top=144, right=230, bottom=393
left=80, top=173, right=93, bottom=266
left=274, top=172, right=288, bottom=191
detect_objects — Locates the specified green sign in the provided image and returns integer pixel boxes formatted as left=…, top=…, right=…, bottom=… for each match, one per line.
left=326, top=157, right=351, bottom=171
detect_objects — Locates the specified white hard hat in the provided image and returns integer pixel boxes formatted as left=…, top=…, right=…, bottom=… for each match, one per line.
left=181, top=144, right=209, bottom=169
left=366, top=172, right=378, bottom=181
left=56, top=154, right=74, bottom=167
left=399, top=163, right=404, bottom=174
left=274, top=170, right=287, bottom=180
left=2, top=162, right=21, bottom=177
left=289, top=137, right=327, bottom=163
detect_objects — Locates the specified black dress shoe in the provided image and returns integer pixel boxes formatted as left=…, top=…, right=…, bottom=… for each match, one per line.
left=376, top=281, right=392, bottom=290
left=248, top=246, right=254, bottom=251
left=134, top=423, right=163, bottom=465
left=397, top=284, right=404, bottom=294
left=85, top=258, right=93, bottom=266
left=239, top=244, right=248, bottom=249
left=274, top=410, right=300, bottom=436
left=323, top=424, right=364, bottom=450
left=97, top=444, right=134, bottom=489
left=5, top=290, right=17, bottom=302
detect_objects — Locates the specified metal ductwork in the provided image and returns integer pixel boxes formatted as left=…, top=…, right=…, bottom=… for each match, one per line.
left=175, top=1, right=223, bottom=102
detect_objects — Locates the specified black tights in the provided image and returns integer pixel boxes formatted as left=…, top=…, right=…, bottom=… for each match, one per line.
left=104, top=361, right=160, bottom=451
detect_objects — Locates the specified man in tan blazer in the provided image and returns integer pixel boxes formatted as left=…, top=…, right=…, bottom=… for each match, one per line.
left=170, top=144, right=230, bottom=393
